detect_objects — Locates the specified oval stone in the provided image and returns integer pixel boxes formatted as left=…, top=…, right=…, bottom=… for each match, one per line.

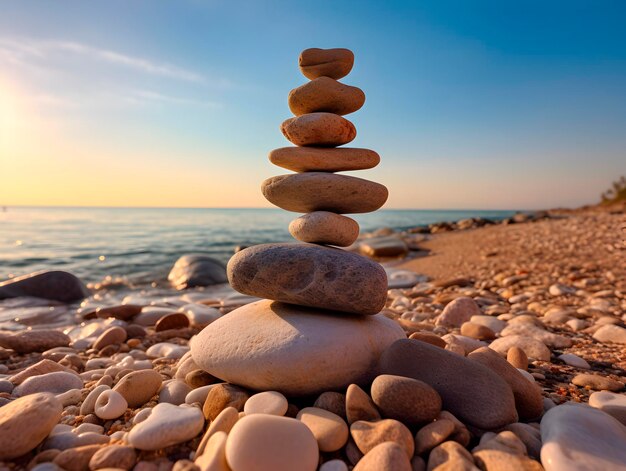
left=227, top=243, right=387, bottom=315
left=281, top=113, right=356, bottom=147
left=289, top=212, right=359, bottom=247
left=190, top=300, right=405, bottom=396
left=0, top=393, right=62, bottom=460
left=262, top=173, right=388, bottom=214
left=379, top=339, right=518, bottom=430
left=299, top=48, right=354, bottom=80
left=225, top=414, right=319, bottom=471
left=289, top=77, right=365, bottom=116
left=269, top=147, right=380, bottom=173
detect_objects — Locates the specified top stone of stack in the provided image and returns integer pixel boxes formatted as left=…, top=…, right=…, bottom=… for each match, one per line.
left=299, top=48, right=355, bottom=80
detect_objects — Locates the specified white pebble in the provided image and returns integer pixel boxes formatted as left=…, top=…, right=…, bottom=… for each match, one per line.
left=95, top=389, right=128, bottom=419
left=243, top=391, right=288, bottom=416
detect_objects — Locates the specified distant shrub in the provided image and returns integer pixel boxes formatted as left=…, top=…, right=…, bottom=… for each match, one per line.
left=600, top=176, right=626, bottom=204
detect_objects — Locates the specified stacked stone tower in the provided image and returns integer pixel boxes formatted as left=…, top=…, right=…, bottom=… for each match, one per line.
left=191, top=48, right=404, bottom=396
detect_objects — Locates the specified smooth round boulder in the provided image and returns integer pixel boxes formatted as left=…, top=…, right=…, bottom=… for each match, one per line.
left=227, top=243, right=387, bottom=315
left=225, top=414, right=318, bottom=471
left=379, top=339, right=518, bottom=430
left=281, top=113, right=356, bottom=147
left=269, top=147, right=380, bottom=173
left=289, top=77, right=365, bottom=116
left=289, top=212, right=359, bottom=247
left=299, top=48, right=354, bottom=80
left=0, top=393, right=62, bottom=460
left=370, top=374, right=442, bottom=426
left=262, top=173, right=388, bottom=214
left=190, top=300, right=405, bottom=396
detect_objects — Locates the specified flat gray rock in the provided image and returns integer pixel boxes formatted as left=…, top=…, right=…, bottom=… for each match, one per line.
left=0, top=270, right=89, bottom=303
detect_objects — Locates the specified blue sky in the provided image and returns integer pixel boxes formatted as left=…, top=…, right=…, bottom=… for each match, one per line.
left=1, top=0, right=625, bottom=209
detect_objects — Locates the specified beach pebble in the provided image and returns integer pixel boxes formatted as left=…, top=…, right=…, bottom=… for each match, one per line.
left=243, top=391, right=288, bottom=416
left=133, top=307, right=176, bottom=326
left=379, top=339, right=518, bottom=430
left=359, top=236, right=409, bottom=258
left=314, top=391, right=346, bottom=418
left=297, top=407, right=349, bottom=452
left=0, top=393, right=62, bottom=460
left=93, top=326, right=127, bottom=350
left=225, top=414, right=318, bottom=471
left=9, top=358, right=77, bottom=385
left=299, top=47, right=354, bottom=80
left=345, top=384, right=380, bottom=425
left=436, top=297, right=481, bottom=327
left=0, top=270, right=88, bottom=303
left=192, top=300, right=403, bottom=396
left=470, top=315, right=507, bottom=334
left=461, top=322, right=496, bottom=340
left=571, top=373, right=624, bottom=391
left=289, top=76, right=365, bottom=116
left=53, top=444, right=103, bottom=471
left=159, top=380, right=192, bottom=405
left=319, top=460, right=349, bottom=471
left=0, top=329, right=71, bottom=353
left=203, top=383, right=249, bottom=420
left=196, top=407, right=239, bottom=457
left=262, top=173, right=388, bottom=214
left=415, top=418, right=455, bottom=454
left=56, top=388, right=82, bottom=407
left=370, top=374, right=442, bottom=425
left=541, top=403, right=626, bottom=471
left=289, top=211, right=359, bottom=247
left=95, top=304, right=142, bottom=321
left=227, top=244, right=388, bottom=315
left=0, top=379, right=13, bottom=393
left=592, top=324, right=626, bottom=344
left=408, top=332, right=447, bottom=348
left=80, top=385, right=110, bottom=415
left=507, top=346, right=529, bottom=370
left=269, top=146, right=379, bottom=173
left=589, top=391, right=626, bottom=425
left=113, top=369, right=163, bottom=407
left=94, top=389, right=128, bottom=419
left=14, top=371, right=83, bottom=396
left=468, top=347, right=543, bottom=421
left=500, top=323, right=572, bottom=348
left=128, top=403, right=204, bottom=450
left=155, top=312, right=190, bottom=332
left=179, top=304, right=221, bottom=327
left=503, top=422, right=542, bottom=459
left=428, top=441, right=476, bottom=470
left=281, top=112, right=356, bottom=147
left=185, top=384, right=220, bottom=405
left=168, top=254, right=227, bottom=290
left=489, top=335, right=551, bottom=361
left=194, top=431, right=229, bottom=471
left=350, top=419, right=414, bottom=458
left=557, top=353, right=590, bottom=369
left=88, top=445, right=137, bottom=470
left=473, top=449, right=543, bottom=470
left=353, top=442, right=412, bottom=471
left=43, top=432, right=109, bottom=451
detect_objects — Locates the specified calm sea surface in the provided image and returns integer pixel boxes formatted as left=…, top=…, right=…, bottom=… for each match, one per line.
left=1, top=207, right=516, bottom=287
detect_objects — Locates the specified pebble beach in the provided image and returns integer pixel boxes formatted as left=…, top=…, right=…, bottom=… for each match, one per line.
left=1, top=45, right=626, bottom=471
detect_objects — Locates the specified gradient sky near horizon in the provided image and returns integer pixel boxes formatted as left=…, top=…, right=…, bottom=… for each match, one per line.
left=1, top=1, right=625, bottom=210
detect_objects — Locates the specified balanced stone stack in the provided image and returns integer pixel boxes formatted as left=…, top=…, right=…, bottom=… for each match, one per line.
left=191, top=48, right=404, bottom=396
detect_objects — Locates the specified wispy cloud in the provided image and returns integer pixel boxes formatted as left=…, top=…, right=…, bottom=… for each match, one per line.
left=133, top=90, right=222, bottom=108
left=0, top=37, right=231, bottom=87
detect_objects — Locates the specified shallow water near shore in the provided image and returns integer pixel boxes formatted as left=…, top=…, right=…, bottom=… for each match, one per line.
left=1, top=206, right=516, bottom=287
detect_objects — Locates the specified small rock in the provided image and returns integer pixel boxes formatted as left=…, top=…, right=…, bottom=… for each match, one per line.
left=93, top=326, right=127, bottom=350
left=436, top=297, right=481, bottom=328
left=14, top=371, right=83, bottom=396
left=0, top=329, right=70, bottom=353
left=53, top=444, right=103, bottom=471
left=428, top=441, right=477, bottom=470
left=414, top=418, right=455, bottom=454
left=589, top=391, right=626, bottom=425
left=460, top=322, right=496, bottom=340
left=89, top=445, right=137, bottom=470
left=281, top=112, right=356, bottom=147
left=297, top=407, right=349, bottom=452
left=0, top=393, right=62, bottom=460
left=159, top=380, right=192, bottom=405
left=346, top=384, right=381, bottom=424
left=370, top=374, right=442, bottom=426
left=269, top=146, right=379, bottom=173
left=314, top=391, right=346, bottom=419
left=541, top=403, right=626, bottom=471
left=473, top=449, right=543, bottom=470
left=592, top=324, right=626, bottom=344
left=359, top=237, right=409, bottom=258
left=299, top=47, right=354, bottom=80
left=288, top=76, right=365, bottom=116
left=0, top=270, right=89, bottom=302
left=203, top=383, right=249, bottom=420
left=94, top=389, right=128, bottom=419
left=168, top=254, right=228, bottom=290
left=128, top=403, right=204, bottom=450
left=195, top=407, right=239, bottom=457
left=289, top=211, right=360, bottom=247
left=194, top=431, right=228, bottom=471
left=113, top=369, right=163, bottom=407
left=243, top=391, right=288, bottom=416
left=95, top=305, right=142, bottom=320
left=489, top=335, right=551, bottom=362
left=155, top=313, right=190, bottom=332
left=571, top=374, right=624, bottom=391
left=353, top=442, right=412, bottom=471
left=557, top=353, right=590, bottom=369
left=507, top=347, right=528, bottom=370
left=225, top=414, right=318, bottom=471
left=350, top=419, right=414, bottom=458
left=9, top=358, right=78, bottom=385
left=408, top=332, right=447, bottom=348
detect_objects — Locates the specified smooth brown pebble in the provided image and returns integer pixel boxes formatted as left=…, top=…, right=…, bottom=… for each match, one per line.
left=112, top=369, right=162, bottom=408
left=203, top=383, right=249, bottom=420
left=89, top=445, right=137, bottom=471
left=409, top=332, right=447, bottom=349
left=353, top=442, right=412, bottom=471
left=269, top=146, right=380, bottom=173
left=314, top=391, right=346, bottom=418
left=297, top=407, right=349, bottom=452
left=415, top=419, right=455, bottom=454
left=351, top=419, right=414, bottom=458
left=155, top=313, right=190, bottom=332
left=281, top=113, right=356, bottom=147
left=289, top=211, right=359, bottom=247
left=507, top=347, right=528, bottom=370
left=289, top=76, right=364, bottom=116
left=346, top=384, right=381, bottom=424
left=299, top=48, right=354, bottom=80
left=460, top=322, right=496, bottom=340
